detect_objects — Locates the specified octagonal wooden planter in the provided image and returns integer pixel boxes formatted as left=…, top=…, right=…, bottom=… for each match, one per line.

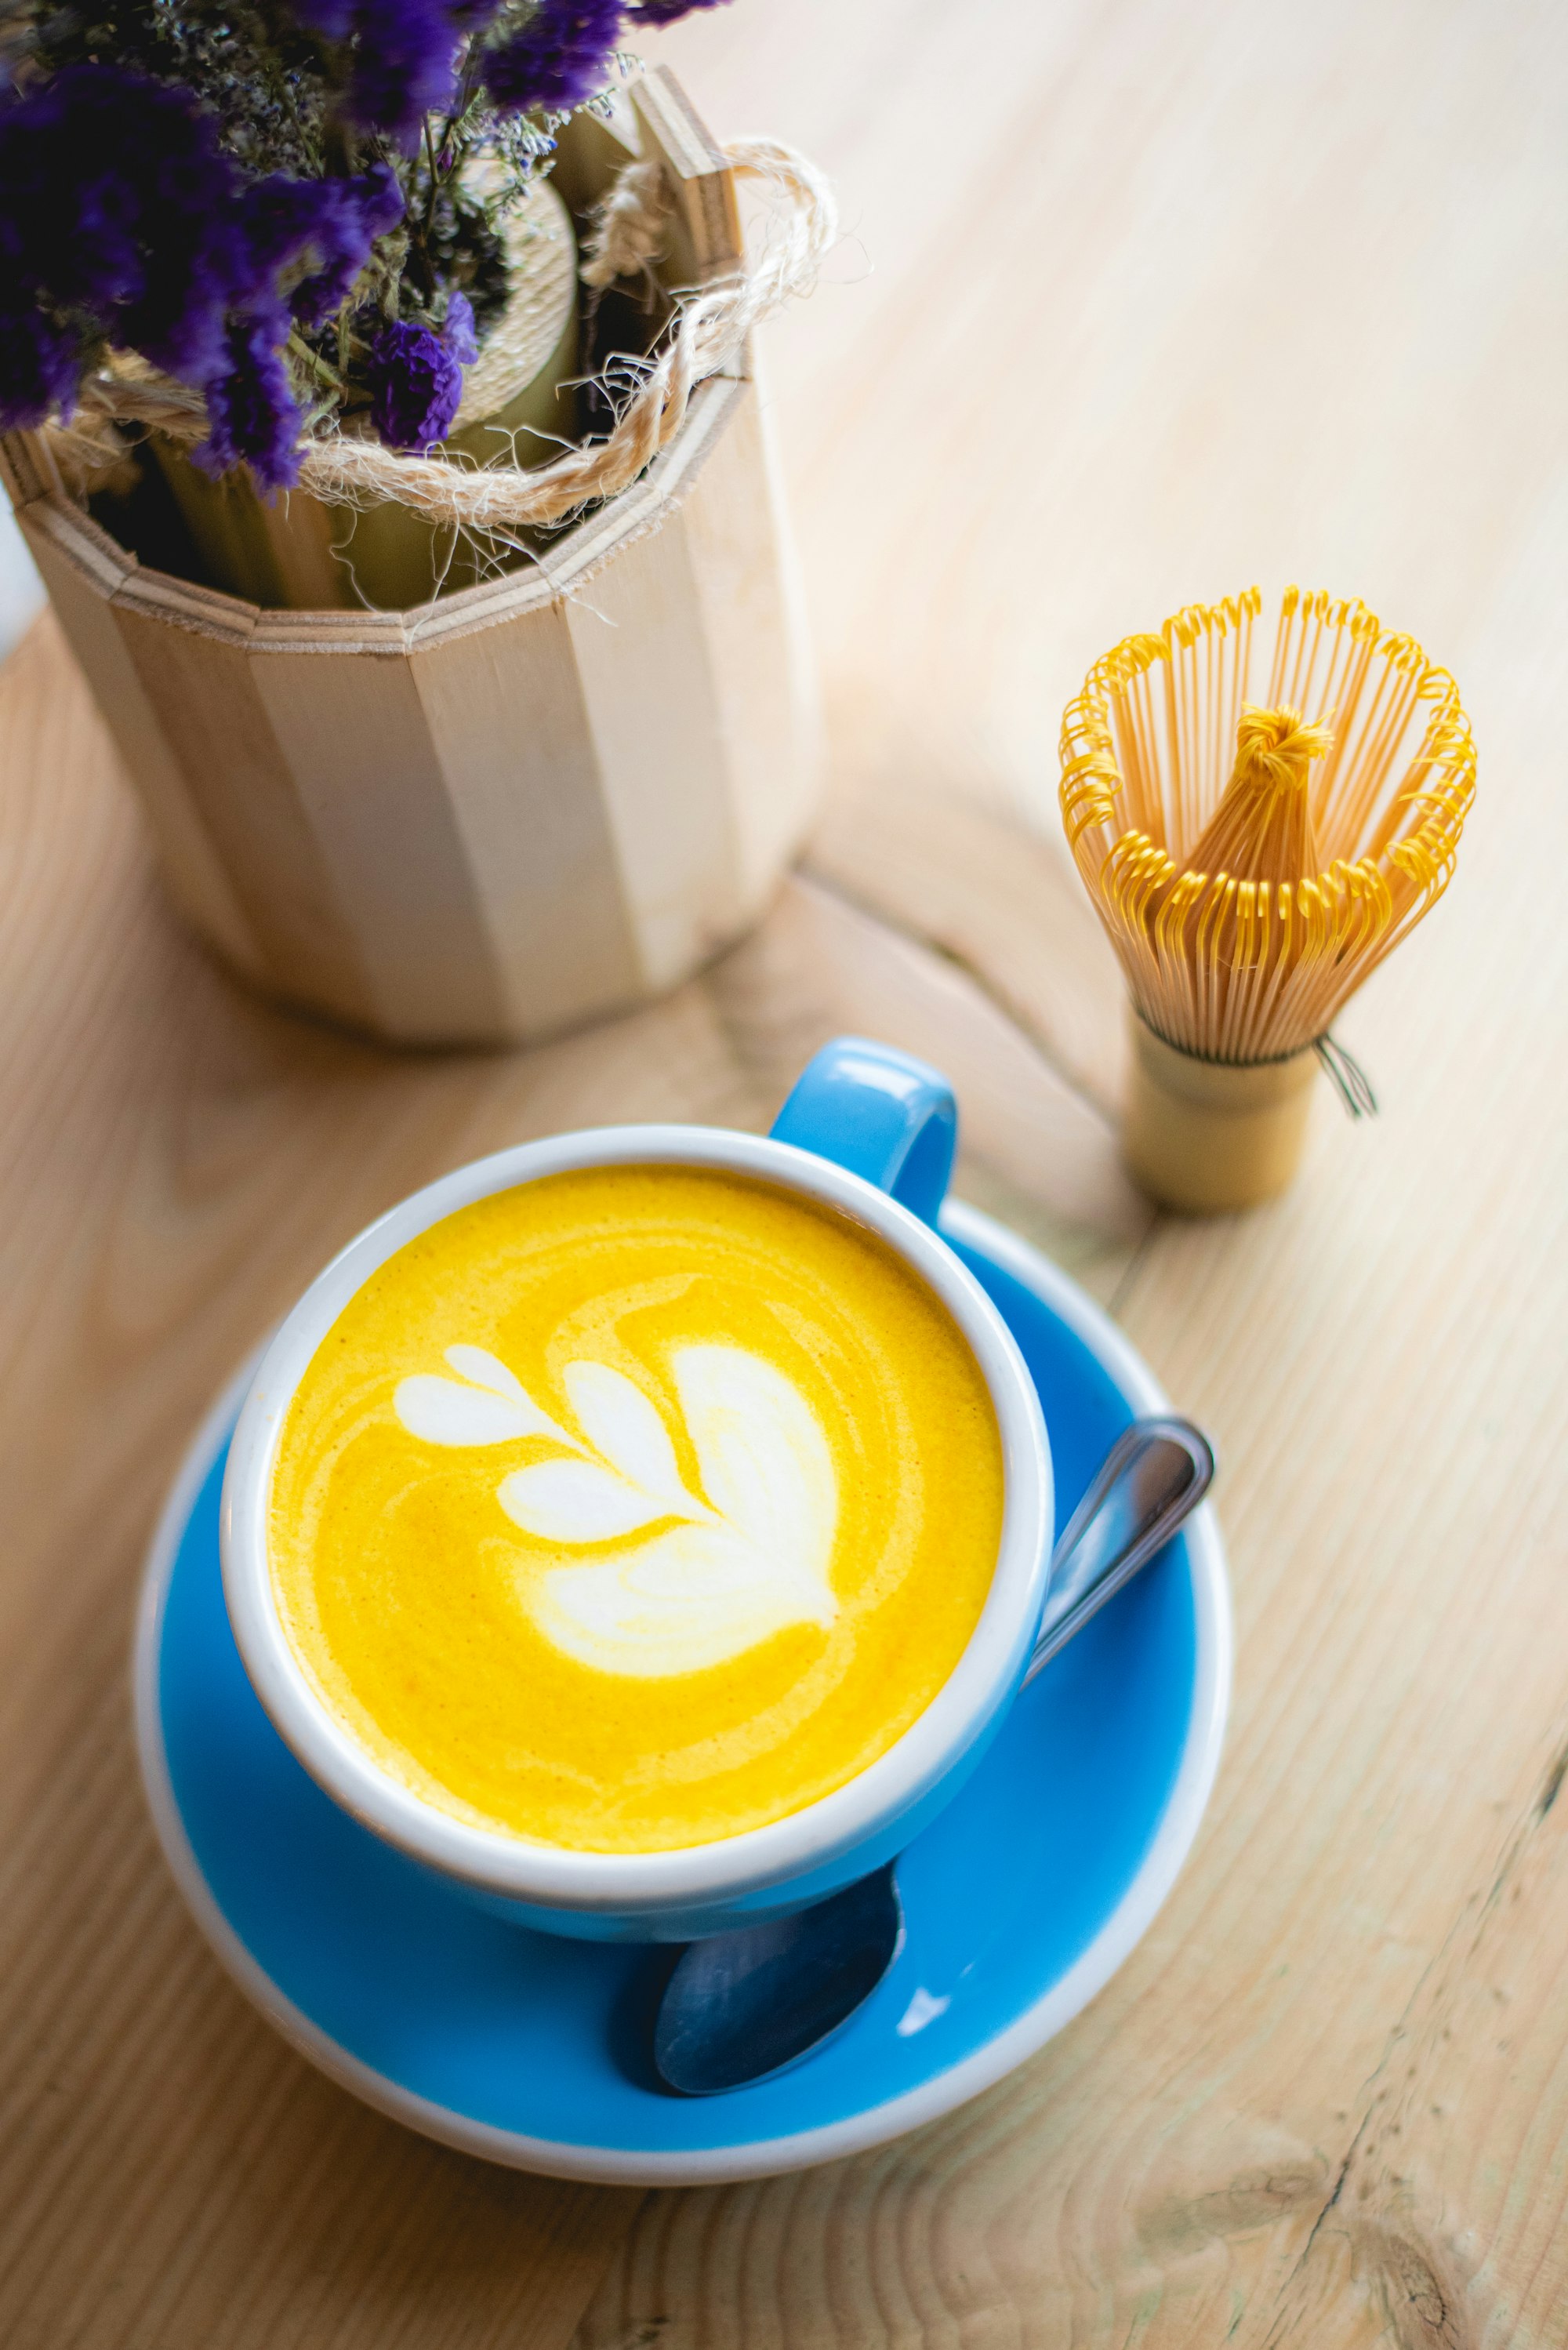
left=0, top=74, right=821, bottom=1047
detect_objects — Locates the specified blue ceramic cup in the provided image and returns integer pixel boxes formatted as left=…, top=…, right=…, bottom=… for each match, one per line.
left=222, top=1038, right=1054, bottom=1941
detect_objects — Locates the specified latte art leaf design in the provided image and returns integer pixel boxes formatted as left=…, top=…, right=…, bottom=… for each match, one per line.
left=394, top=1346, right=569, bottom=1448
left=499, top=1456, right=675, bottom=1545
left=563, top=1359, right=694, bottom=1513
left=392, top=1342, right=840, bottom=1678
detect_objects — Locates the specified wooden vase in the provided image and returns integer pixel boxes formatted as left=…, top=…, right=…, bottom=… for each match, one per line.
left=0, top=71, right=822, bottom=1048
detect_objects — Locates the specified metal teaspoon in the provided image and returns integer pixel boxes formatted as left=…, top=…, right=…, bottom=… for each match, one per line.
left=651, top=1415, right=1216, bottom=2095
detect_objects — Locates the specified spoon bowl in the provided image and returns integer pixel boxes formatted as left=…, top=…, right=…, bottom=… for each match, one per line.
left=653, top=1863, right=904, bottom=2095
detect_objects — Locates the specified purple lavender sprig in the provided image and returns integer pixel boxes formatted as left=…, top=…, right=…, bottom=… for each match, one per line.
left=289, top=1, right=495, bottom=144
left=0, top=0, right=741, bottom=490
left=481, top=0, right=734, bottom=118
left=0, top=65, right=402, bottom=486
left=364, top=292, right=479, bottom=449
left=481, top=0, right=624, bottom=114
left=626, top=0, right=735, bottom=23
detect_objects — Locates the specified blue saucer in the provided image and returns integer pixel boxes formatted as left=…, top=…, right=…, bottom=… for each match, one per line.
left=135, top=1204, right=1229, bottom=2185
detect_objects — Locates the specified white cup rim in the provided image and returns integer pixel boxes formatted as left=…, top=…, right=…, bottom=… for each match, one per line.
left=220, top=1125, right=1053, bottom=1916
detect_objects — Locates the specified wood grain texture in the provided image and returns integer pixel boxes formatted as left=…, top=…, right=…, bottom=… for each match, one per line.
left=2, top=0, right=1566, bottom=2343
left=804, top=772, right=1127, bottom=1121
left=632, top=67, right=745, bottom=289
left=568, top=0, right=1568, bottom=2344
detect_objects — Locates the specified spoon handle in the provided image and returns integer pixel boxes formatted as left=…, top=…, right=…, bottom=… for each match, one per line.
left=1021, top=1417, right=1214, bottom=1688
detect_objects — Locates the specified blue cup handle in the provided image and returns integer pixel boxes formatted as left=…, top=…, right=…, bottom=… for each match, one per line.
left=769, top=1037, right=957, bottom=1227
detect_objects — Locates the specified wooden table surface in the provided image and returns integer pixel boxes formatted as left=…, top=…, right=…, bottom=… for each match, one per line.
left=4, top=2, right=1566, bottom=2343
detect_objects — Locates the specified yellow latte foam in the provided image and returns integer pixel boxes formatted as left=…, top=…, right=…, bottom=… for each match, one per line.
left=270, top=1165, right=1004, bottom=1852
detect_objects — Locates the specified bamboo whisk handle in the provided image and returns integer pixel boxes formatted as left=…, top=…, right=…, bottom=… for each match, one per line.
left=1123, top=1013, right=1317, bottom=1213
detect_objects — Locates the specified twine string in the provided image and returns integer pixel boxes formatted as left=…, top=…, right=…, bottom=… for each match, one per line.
left=579, top=154, right=671, bottom=289
left=1140, top=1005, right=1380, bottom=1117
left=40, top=136, right=837, bottom=533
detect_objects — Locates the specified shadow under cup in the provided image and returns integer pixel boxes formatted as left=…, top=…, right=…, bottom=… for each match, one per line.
left=220, top=1036, right=1055, bottom=1941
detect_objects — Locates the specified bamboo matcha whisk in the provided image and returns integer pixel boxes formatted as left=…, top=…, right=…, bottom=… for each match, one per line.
left=1060, top=587, right=1476, bottom=1211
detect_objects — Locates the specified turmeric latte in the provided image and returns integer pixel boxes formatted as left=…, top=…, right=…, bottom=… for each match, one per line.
left=269, top=1165, right=1003, bottom=1853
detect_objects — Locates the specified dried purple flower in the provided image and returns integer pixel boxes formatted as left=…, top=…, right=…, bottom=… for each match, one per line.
left=365, top=317, right=466, bottom=448
left=443, top=288, right=479, bottom=365
left=0, top=65, right=249, bottom=398
left=629, top=0, right=734, bottom=21
left=289, top=0, right=479, bottom=143
left=199, top=311, right=308, bottom=489
left=482, top=0, right=622, bottom=116
left=0, top=64, right=405, bottom=486
left=241, top=165, right=406, bottom=329
left=345, top=1, right=462, bottom=141
left=199, top=166, right=408, bottom=485
left=0, top=0, right=743, bottom=492
left=0, top=298, right=80, bottom=430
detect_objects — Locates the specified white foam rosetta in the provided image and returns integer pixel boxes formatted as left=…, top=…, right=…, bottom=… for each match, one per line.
left=392, top=1342, right=839, bottom=1677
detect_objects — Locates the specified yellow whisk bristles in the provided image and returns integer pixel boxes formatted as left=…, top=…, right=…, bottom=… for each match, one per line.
left=1058, top=587, right=1475, bottom=1065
